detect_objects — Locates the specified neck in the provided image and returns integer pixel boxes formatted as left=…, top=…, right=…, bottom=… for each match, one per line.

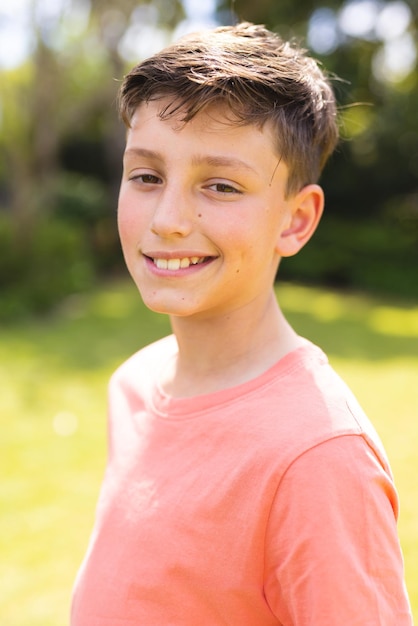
left=162, top=291, right=302, bottom=397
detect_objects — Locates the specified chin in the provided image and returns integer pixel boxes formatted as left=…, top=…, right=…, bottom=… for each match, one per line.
left=138, top=292, right=198, bottom=318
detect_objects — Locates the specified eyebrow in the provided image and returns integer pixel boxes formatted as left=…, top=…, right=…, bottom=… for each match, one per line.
left=123, top=147, right=258, bottom=174
left=123, top=147, right=162, bottom=161
left=191, top=154, right=258, bottom=174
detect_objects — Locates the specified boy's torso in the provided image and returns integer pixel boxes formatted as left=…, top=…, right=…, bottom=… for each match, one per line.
left=71, top=336, right=396, bottom=626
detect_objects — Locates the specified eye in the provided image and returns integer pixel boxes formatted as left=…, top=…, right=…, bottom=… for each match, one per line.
left=129, top=173, right=162, bottom=185
left=208, top=182, right=241, bottom=194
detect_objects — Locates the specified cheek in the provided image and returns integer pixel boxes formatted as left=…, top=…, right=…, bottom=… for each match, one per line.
left=117, top=207, right=132, bottom=239
left=117, top=194, right=143, bottom=244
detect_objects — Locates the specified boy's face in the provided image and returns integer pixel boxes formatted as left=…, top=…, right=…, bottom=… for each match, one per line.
left=118, top=99, right=300, bottom=320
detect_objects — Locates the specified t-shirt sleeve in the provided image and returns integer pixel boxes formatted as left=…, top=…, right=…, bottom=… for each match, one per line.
left=264, top=434, right=413, bottom=626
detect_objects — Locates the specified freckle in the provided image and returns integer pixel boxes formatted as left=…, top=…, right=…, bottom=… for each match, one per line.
left=198, top=213, right=202, bottom=218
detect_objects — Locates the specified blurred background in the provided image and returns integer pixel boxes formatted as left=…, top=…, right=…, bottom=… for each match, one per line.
left=1, top=2, right=417, bottom=625
left=0, top=0, right=417, bottom=320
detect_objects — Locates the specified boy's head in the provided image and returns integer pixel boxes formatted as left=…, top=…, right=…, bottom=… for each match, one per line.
left=118, top=22, right=339, bottom=196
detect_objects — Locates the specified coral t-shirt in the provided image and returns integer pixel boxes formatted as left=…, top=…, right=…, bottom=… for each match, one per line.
left=71, top=336, right=412, bottom=625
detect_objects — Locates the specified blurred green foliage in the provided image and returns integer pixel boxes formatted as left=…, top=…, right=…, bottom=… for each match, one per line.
left=0, top=214, right=95, bottom=319
left=281, top=215, right=418, bottom=296
left=0, top=0, right=417, bottom=321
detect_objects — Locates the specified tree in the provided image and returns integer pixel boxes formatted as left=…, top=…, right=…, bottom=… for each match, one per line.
left=0, top=0, right=185, bottom=317
left=215, top=0, right=418, bottom=295
left=0, top=0, right=186, bottom=224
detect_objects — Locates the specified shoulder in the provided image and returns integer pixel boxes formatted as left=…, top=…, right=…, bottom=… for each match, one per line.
left=105, top=335, right=177, bottom=453
left=109, top=334, right=177, bottom=400
left=111, top=334, right=176, bottom=380
left=245, top=340, right=390, bottom=476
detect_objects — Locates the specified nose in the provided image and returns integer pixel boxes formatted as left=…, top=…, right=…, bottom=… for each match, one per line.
left=150, top=185, right=194, bottom=238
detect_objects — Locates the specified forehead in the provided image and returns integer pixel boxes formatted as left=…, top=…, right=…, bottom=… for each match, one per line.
left=129, top=98, right=276, bottom=143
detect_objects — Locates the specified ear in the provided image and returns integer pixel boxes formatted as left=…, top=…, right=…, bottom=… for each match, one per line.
left=275, top=184, right=324, bottom=258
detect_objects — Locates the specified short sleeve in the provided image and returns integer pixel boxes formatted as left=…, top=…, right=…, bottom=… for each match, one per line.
left=264, top=434, right=412, bottom=626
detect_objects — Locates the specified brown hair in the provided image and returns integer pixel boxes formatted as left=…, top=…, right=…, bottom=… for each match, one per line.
left=118, top=22, right=339, bottom=195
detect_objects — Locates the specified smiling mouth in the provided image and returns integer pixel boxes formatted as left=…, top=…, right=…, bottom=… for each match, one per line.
left=148, top=256, right=211, bottom=270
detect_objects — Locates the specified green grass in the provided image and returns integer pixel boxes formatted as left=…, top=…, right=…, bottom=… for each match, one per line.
left=1, top=279, right=417, bottom=625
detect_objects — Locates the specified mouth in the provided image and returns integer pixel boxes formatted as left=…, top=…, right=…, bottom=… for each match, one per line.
left=146, top=255, right=213, bottom=270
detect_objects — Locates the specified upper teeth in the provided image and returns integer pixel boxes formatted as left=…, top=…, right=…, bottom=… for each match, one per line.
left=153, top=256, right=205, bottom=270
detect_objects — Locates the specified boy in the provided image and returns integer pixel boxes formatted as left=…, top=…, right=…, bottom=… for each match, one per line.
left=71, top=22, right=412, bottom=625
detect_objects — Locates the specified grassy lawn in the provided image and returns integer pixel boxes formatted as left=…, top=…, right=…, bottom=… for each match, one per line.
left=1, top=279, right=417, bottom=625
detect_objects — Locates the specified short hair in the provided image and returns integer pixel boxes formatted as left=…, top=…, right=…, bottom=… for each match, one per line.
left=118, top=22, right=339, bottom=196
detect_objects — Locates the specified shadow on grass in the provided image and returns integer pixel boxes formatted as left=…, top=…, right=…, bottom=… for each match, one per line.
left=1, top=280, right=417, bottom=372
left=0, top=281, right=171, bottom=372
left=287, top=311, right=418, bottom=361
left=278, top=283, right=418, bottom=362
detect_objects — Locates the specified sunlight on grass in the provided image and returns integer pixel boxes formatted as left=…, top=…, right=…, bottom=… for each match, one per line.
left=281, top=288, right=347, bottom=321
left=1, top=279, right=417, bottom=625
left=369, top=306, right=418, bottom=337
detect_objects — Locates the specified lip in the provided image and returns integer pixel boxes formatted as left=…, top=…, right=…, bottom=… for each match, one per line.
left=143, top=252, right=217, bottom=276
left=143, top=250, right=215, bottom=259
